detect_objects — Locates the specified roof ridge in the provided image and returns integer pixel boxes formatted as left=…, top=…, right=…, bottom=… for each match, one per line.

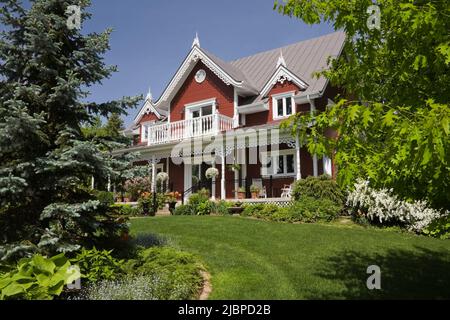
left=229, top=31, right=345, bottom=63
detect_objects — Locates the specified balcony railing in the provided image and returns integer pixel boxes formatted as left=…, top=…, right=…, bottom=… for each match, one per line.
left=147, top=113, right=234, bottom=146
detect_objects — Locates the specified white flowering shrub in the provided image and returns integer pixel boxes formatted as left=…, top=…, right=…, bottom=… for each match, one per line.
left=347, top=180, right=444, bottom=233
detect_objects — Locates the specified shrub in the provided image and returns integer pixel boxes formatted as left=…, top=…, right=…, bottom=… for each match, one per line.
left=273, top=197, right=342, bottom=223
left=119, top=247, right=204, bottom=300
left=423, top=215, right=450, bottom=239
left=292, top=175, right=345, bottom=206
left=242, top=204, right=283, bottom=219
left=242, top=199, right=341, bottom=223
left=211, top=201, right=232, bottom=215
left=172, top=190, right=212, bottom=216
left=0, top=253, right=80, bottom=300
left=173, top=205, right=194, bottom=216
left=95, top=191, right=115, bottom=205
left=111, top=204, right=141, bottom=217
left=71, top=247, right=123, bottom=284
left=347, top=180, right=444, bottom=233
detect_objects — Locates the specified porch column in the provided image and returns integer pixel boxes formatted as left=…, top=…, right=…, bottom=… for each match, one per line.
left=221, top=149, right=226, bottom=200
left=234, top=150, right=239, bottom=199
left=91, top=176, right=95, bottom=190
left=313, top=154, right=319, bottom=177
left=107, top=175, right=111, bottom=192
left=150, top=157, right=157, bottom=194
left=211, top=161, right=216, bottom=201
left=296, top=133, right=302, bottom=180
left=309, top=97, right=319, bottom=177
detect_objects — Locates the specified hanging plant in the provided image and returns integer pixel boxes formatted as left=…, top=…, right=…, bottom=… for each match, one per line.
left=205, top=167, right=219, bottom=180
left=156, top=172, right=169, bottom=182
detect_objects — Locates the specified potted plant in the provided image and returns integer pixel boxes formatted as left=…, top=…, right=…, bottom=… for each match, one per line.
left=138, top=192, right=153, bottom=216
left=166, top=191, right=180, bottom=214
left=250, top=184, right=261, bottom=199
left=237, top=187, right=246, bottom=200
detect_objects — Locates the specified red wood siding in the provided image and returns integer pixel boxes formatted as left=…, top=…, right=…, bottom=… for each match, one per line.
left=170, top=61, right=235, bottom=122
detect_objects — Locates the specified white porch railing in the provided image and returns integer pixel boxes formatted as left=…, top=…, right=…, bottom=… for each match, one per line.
left=147, top=113, right=234, bottom=146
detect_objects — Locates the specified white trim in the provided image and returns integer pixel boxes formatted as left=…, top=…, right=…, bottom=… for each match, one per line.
left=140, top=121, right=156, bottom=143
left=134, top=99, right=166, bottom=125
left=272, top=93, right=296, bottom=120
left=237, top=102, right=269, bottom=115
left=233, top=88, right=239, bottom=128
left=260, top=65, right=308, bottom=98
left=157, top=47, right=245, bottom=105
left=185, top=98, right=217, bottom=120
left=323, top=156, right=332, bottom=176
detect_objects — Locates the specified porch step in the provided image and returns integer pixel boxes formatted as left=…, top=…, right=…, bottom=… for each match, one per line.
left=156, top=208, right=171, bottom=216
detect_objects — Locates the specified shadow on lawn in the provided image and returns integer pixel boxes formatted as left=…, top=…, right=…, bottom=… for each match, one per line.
left=306, top=246, right=450, bottom=300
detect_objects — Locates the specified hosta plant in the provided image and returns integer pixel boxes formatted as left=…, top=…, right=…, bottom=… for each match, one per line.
left=0, top=254, right=80, bottom=300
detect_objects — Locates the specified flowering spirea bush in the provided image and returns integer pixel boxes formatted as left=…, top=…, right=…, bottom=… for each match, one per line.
left=347, top=180, right=444, bottom=233
left=205, top=167, right=219, bottom=179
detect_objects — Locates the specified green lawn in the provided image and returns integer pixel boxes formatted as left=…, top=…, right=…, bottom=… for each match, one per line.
left=130, top=216, right=450, bottom=300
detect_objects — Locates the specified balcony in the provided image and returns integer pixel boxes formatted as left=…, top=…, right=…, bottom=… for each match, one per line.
left=147, top=113, right=234, bottom=146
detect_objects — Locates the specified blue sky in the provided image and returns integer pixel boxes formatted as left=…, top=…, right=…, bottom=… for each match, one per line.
left=83, top=0, right=334, bottom=126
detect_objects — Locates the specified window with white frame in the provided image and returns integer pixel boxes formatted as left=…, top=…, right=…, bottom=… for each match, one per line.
left=273, top=92, right=295, bottom=119
left=141, top=121, right=155, bottom=142
left=261, top=150, right=297, bottom=177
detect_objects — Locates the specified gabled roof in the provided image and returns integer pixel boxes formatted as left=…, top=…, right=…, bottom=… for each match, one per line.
left=230, top=31, right=346, bottom=102
left=134, top=31, right=346, bottom=124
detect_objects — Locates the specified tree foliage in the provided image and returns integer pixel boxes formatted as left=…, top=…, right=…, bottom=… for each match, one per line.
left=276, top=0, right=449, bottom=209
left=0, top=0, right=141, bottom=261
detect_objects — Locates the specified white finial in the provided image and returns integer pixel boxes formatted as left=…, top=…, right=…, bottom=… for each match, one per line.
left=146, top=87, right=153, bottom=102
left=192, top=32, right=200, bottom=48
left=276, top=50, right=286, bottom=68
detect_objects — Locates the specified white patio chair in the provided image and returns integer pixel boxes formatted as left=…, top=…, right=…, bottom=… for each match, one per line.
left=281, top=184, right=293, bottom=199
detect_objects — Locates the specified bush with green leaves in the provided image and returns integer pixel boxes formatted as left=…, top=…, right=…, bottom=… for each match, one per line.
left=211, top=201, right=232, bottom=215
left=173, top=204, right=194, bottom=216
left=173, top=190, right=213, bottom=216
left=111, top=204, right=141, bottom=217
left=95, top=191, right=115, bottom=206
left=423, top=215, right=450, bottom=240
left=242, top=198, right=341, bottom=223
left=119, top=247, right=204, bottom=300
left=0, top=254, right=80, bottom=300
left=292, top=175, right=344, bottom=206
left=71, top=248, right=123, bottom=284
left=242, top=204, right=280, bottom=219
left=274, top=197, right=342, bottom=223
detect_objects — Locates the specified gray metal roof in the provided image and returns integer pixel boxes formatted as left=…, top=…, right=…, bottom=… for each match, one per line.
left=230, top=31, right=346, bottom=100
left=202, top=48, right=259, bottom=93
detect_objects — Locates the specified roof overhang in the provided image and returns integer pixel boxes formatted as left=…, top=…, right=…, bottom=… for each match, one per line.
left=237, top=101, right=269, bottom=115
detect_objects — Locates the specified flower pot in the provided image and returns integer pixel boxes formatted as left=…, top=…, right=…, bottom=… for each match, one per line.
left=238, top=192, right=246, bottom=200
left=251, top=192, right=258, bottom=199
left=142, top=202, right=150, bottom=216
left=168, top=202, right=177, bottom=215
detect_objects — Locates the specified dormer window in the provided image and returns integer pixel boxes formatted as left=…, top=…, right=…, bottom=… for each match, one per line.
left=273, top=92, right=295, bottom=120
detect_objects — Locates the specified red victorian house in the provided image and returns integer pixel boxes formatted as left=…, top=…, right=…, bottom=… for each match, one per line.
left=123, top=32, right=345, bottom=202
